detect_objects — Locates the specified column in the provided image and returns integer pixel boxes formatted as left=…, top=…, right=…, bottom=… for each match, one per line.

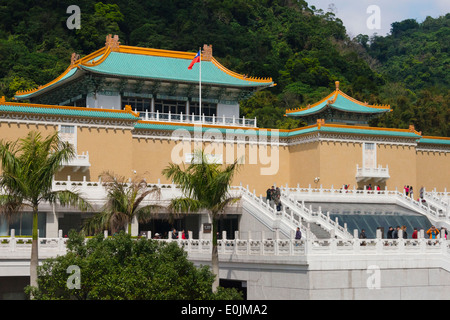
left=46, top=206, right=59, bottom=238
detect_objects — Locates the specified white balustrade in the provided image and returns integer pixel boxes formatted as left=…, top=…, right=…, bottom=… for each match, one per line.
left=1, top=229, right=449, bottom=260
left=140, top=111, right=257, bottom=128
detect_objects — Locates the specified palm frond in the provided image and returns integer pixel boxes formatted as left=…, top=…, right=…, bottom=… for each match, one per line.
left=45, top=190, right=93, bottom=212
left=168, top=197, right=203, bottom=214
left=134, top=203, right=165, bottom=224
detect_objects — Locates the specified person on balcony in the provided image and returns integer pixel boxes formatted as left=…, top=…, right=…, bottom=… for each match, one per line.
left=426, top=226, right=439, bottom=239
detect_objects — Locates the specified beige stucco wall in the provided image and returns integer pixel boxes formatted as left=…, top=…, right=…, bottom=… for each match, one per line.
left=377, top=144, right=417, bottom=191
left=77, top=126, right=134, bottom=179
left=288, top=141, right=320, bottom=188
left=131, top=136, right=290, bottom=195
left=319, top=141, right=362, bottom=189
left=0, top=122, right=58, bottom=175
left=416, top=150, right=450, bottom=192
left=0, top=118, right=448, bottom=193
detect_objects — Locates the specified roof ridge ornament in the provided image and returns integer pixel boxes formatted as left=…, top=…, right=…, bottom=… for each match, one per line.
left=71, top=53, right=80, bottom=66
left=105, top=34, right=120, bottom=52
left=202, top=44, right=213, bottom=61
left=317, top=118, right=325, bottom=129
left=335, top=81, right=340, bottom=91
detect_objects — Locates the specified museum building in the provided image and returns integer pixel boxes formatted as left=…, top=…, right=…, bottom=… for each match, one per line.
left=0, top=35, right=448, bottom=238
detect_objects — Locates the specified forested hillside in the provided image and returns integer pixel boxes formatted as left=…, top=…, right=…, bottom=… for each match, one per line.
left=0, top=0, right=448, bottom=136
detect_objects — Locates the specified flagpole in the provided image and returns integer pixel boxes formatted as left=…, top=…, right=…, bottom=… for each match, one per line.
left=199, top=47, right=202, bottom=123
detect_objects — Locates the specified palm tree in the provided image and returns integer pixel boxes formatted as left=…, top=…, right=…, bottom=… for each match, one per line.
left=162, top=149, right=241, bottom=292
left=0, top=131, right=92, bottom=290
left=83, top=171, right=161, bottom=235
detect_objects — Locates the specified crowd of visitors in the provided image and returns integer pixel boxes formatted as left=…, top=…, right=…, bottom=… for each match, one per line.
left=404, top=185, right=414, bottom=198
left=266, top=185, right=282, bottom=211
left=150, top=228, right=190, bottom=240
left=384, top=225, right=447, bottom=239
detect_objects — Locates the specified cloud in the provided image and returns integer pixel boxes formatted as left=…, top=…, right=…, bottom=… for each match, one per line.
left=306, top=0, right=450, bottom=37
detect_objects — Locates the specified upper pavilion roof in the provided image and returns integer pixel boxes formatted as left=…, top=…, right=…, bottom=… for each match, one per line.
left=285, top=81, right=391, bottom=117
left=15, top=36, right=275, bottom=100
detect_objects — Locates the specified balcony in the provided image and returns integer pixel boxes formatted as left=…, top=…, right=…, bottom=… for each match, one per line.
left=137, top=110, right=257, bottom=128
left=60, top=151, right=91, bottom=172
left=355, top=164, right=390, bottom=182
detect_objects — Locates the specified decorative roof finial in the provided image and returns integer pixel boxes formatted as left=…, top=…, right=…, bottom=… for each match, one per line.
left=317, top=118, right=325, bottom=129
left=335, top=81, right=340, bottom=91
left=70, top=52, right=80, bottom=66
left=105, top=34, right=120, bottom=52
left=202, top=44, right=213, bottom=61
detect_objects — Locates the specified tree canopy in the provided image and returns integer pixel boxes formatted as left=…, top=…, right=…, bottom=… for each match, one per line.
left=27, top=230, right=243, bottom=300
left=0, top=1, right=448, bottom=136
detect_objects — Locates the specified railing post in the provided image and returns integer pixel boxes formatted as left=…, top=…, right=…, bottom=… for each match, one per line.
left=375, top=229, right=383, bottom=254
left=58, top=229, right=64, bottom=252
left=10, top=229, right=15, bottom=252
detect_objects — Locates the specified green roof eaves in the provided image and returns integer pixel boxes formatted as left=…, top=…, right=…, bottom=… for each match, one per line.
left=419, top=138, right=450, bottom=145
left=0, top=104, right=139, bottom=120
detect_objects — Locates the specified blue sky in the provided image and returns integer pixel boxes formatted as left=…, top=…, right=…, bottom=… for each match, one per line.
left=306, top=0, right=450, bottom=37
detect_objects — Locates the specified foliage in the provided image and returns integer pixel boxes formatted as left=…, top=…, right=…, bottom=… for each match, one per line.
left=162, top=149, right=241, bottom=291
left=0, top=2, right=448, bottom=136
left=26, top=230, right=243, bottom=300
left=83, top=171, right=161, bottom=235
left=0, top=131, right=92, bottom=288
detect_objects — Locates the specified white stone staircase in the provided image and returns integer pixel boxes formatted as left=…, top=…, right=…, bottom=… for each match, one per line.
left=238, top=186, right=310, bottom=239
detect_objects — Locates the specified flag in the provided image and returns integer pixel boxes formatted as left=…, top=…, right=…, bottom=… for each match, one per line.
left=188, top=50, right=201, bottom=70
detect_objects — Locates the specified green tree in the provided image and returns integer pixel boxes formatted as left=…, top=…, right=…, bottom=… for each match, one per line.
left=0, top=131, right=92, bottom=290
left=162, top=149, right=241, bottom=292
left=83, top=171, right=161, bottom=235
left=27, top=230, right=243, bottom=300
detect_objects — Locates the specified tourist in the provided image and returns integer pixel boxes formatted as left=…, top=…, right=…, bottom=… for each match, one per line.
left=274, top=187, right=281, bottom=211
left=409, top=186, right=414, bottom=199
left=359, top=229, right=367, bottom=246
left=404, top=185, right=409, bottom=196
left=440, top=227, right=448, bottom=240
left=181, top=229, right=186, bottom=239
left=359, top=229, right=367, bottom=239
left=266, top=187, right=272, bottom=201
left=426, top=225, right=440, bottom=239
left=401, top=225, right=407, bottom=239
left=344, top=184, right=350, bottom=193
left=295, top=227, right=302, bottom=240
left=412, top=228, right=418, bottom=239
left=419, top=186, right=425, bottom=202
left=392, top=226, right=400, bottom=239
left=171, top=228, right=178, bottom=239
left=387, top=226, right=394, bottom=239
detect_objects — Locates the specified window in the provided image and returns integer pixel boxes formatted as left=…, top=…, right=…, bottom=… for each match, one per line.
left=60, top=125, right=75, bottom=134
left=122, top=97, right=152, bottom=112
left=154, top=99, right=186, bottom=114
left=59, top=125, right=77, bottom=152
left=189, top=102, right=217, bottom=116
left=363, top=142, right=376, bottom=168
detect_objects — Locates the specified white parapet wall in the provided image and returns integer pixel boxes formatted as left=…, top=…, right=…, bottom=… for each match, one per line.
left=1, top=233, right=450, bottom=299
